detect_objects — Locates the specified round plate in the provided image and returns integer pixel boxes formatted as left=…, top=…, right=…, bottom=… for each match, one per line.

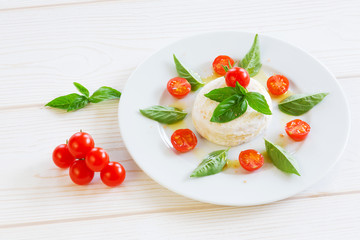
left=119, top=31, right=350, bottom=206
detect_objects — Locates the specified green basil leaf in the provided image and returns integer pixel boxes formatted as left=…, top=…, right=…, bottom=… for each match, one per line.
left=278, top=93, right=329, bottom=116
left=45, top=93, right=82, bottom=110
left=245, top=92, right=272, bottom=115
left=73, top=82, right=89, bottom=97
left=265, top=139, right=300, bottom=176
left=89, top=87, right=121, bottom=103
left=210, top=95, right=247, bottom=123
left=67, top=95, right=89, bottom=112
left=173, top=54, right=204, bottom=91
left=239, top=34, right=262, bottom=77
left=140, top=105, right=187, bottom=124
left=204, top=87, right=237, bottom=102
left=190, top=149, right=229, bottom=177
left=235, top=82, right=247, bottom=95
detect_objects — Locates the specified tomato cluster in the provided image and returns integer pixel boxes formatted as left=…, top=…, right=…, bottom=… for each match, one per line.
left=52, top=131, right=126, bottom=187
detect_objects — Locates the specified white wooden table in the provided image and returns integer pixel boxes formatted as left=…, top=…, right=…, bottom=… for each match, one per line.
left=1, top=0, right=360, bottom=239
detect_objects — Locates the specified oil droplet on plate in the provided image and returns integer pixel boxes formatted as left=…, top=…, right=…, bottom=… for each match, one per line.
left=225, top=159, right=240, bottom=169
left=271, top=90, right=293, bottom=103
left=203, top=72, right=221, bottom=83
left=169, top=101, right=187, bottom=110
left=252, top=69, right=269, bottom=86
left=167, top=119, right=187, bottom=131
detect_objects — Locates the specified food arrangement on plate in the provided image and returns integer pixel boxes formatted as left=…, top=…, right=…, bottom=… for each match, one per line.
left=140, top=34, right=328, bottom=178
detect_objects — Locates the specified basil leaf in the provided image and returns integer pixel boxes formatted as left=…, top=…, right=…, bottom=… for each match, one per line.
left=67, top=95, right=89, bottom=112
left=190, top=149, right=229, bottom=177
left=239, top=34, right=262, bottom=77
left=73, top=82, right=89, bottom=97
left=210, top=95, right=247, bottom=123
left=265, top=139, right=300, bottom=176
left=235, top=82, right=247, bottom=95
left=173, top=54, right=204, bottom=91
left=204, top=87, right=237, bottom=102
left=45, top=93, right=82, bottom=110
left=278, top=93, right=329, bottom=116
left=140, top=105, right=187, bottom=124
left=245, top=92, right=272, bottom=115
left=89, top=87, right=121, bottom=103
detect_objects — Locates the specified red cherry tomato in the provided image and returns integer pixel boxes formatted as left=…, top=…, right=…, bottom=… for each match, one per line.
left=212, top=55, right=235, bottom=76
left=68, top=132, right=95, bottom=159
left=100, top=162, right=126, bottom=187
left=285, top=119, right=310, bottom=141
left=225, top=67, right=250, bottom=88
left=167, top=77, right=191, bottom=99
left=69, top=160, right=94, bottom=185
left=52, top=144, right=76, bottom=168
left=170, top=129, right=197, bottom=153
left=85, top=147, right=109, bottom=172
left=267, top=75, right=289, bottom=96
left=239, top=149, right=264, bottom=171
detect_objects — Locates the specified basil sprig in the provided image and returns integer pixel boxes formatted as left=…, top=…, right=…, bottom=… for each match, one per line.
left=173, top=54, right=204, bottom=91
left=45, top=82, right=121, bottom=112
left=239, top=34, right=262, bottom=77
left=265, top=139, right=300, bottom=176
left=278, top=93, right=329, bottom=116
left=190, top=148, right=229, bottom=177
left=205, top=82, right=271, bottom=123
left=140, top=105, right=187, bottom=124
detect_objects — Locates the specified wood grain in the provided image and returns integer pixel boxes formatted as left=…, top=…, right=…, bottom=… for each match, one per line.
left=0, top=0, right=359, bottom=238
left=2, top=194, right=360, bottom=239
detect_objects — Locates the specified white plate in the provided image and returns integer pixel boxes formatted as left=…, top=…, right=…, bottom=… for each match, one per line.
left=119, top=31, right=350, bottom=206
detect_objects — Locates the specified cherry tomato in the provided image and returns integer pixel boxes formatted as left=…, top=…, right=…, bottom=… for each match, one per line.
left=69, top=160, right=94, bottom=185
left=100, top=162, right=126, bottom=187
left=52, top=144, right=76, bottom=168
left=167, top=77, right=191, bottom=99
left=68, top=132, right=95, bottom=159
left=225, top=67, right=250, bottom=88
left=170, top=129, right=197, bottom=153
left=85, top=147, right=109, bottom=172
left=212, top=55, right=235, bottom=76
left=239, top=149, right=264, bottom=171
left=285, top=119, right=311, bottom=141
left=267, top=75, right=289, bottom=96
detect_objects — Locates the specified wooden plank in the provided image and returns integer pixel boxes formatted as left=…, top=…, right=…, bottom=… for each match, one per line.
left=0, top=0, right=359, bottom=107
left=1, top=193, right=360, bottom=239
left=0, top=0, right=108, bottom=10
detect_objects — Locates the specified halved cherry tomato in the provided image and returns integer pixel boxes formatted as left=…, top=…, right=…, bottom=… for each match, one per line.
left=225, top=67, right=250, bottom=88
left=285, top=119, right=310, bottom=141
left=170, top=129, right=197, bottom=153
left=167, top=77, right=191, bottom=99
left=212, top=55, right=235, bottom=76
left=267, top=75, right=289, bottom=96
left=239, top=149, right=264, bottom=171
